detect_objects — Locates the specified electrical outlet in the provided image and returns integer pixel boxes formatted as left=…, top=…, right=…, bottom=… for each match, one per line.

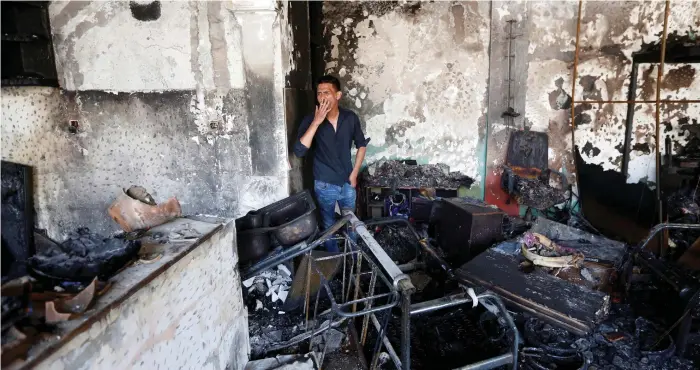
left=68, top=120, right=79, bottom=134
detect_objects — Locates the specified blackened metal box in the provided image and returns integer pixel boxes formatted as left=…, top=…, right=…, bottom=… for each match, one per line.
left=436, top=198, right=504, bottom=265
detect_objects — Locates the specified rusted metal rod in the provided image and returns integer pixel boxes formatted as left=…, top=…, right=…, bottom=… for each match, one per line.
left=570, top=0, right=583, bottom=131
left=635, top=223, right=700, bottom=252
left=568, top=0, right=584, bottom=194
left=622, top=62, right=641, bottom=177
left=573, top=99, right=700, bottom=104
left=656, top=0, right=671, bottom=251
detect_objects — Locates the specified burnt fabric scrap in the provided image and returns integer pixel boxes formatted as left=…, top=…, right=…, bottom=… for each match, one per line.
left=362, top=160, right=474, bottom=189
left=29, top=228, right=141, bottom=282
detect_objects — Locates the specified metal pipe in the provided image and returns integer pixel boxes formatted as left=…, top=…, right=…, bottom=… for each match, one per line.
left=656, top=0, right=671, bottom=237
left=401, top=291, right=412, bottom=370
left=348, top=213, right=414, bottom=291
left=573, top=99, right=700, bottom=104
left=265, top=317, right=348, bottom=353
left=453, top=353, right=514, bottom=370
left=505, top=20, right=516, bottom=112
left=410, top=292, right=472, bottom=316
left=570, top=0, right=583, bottom=131
left=621, top=62, right=640, bottom=178
left=370, top=312, right=402, bottom=369
left=478, top=294, right=520, bottom=370
left=398, top=261, right=425, bottom=273
left=418, top=239, right=455, bottom=279
left=569, top=0, right=584, bottom=194
left=636, top=223, right=700, bottom=252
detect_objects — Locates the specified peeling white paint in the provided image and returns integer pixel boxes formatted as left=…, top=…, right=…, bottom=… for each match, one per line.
left=524, top=1, right=699, bottom=187
left=325, top=2, right=490, bottom=182
left=49, top=1, right=248, bottom=92
left=496, top=5, right=511, bottom=20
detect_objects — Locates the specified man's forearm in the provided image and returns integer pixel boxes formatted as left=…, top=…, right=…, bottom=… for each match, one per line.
left=352, top=147, right=367, bottom=175
left=299, top=122, right=320, bottom=149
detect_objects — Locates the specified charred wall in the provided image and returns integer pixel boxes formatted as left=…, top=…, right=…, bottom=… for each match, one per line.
left=1, top=1, right=292, bottom=239
left=323, top=1, right=698, bottom=218
left=571, top=1, right=700, bottom=186
left=283, top=1, right=313, bottom=194
left=321, top=1, right=491, bottom=196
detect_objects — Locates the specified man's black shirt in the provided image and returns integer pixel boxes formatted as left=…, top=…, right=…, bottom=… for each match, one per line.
left=294, top=107, right=369, bottom=186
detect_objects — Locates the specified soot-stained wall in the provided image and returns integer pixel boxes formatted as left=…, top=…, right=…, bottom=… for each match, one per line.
left=323, top=1, right=699, bottom=204
left=571, top=1, right=699, bottom=185
left=322, top=1, right=491, bottom=194
left=1, top=1, right=291, bottom=239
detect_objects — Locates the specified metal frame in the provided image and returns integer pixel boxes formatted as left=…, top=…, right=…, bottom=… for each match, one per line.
left=256, top=214, right=402, bottom=368
left=630, top=222, right=700, bottom=357
left=251, top=214, right=523, bottom=370
left=364, top=218, right=520, bottom=370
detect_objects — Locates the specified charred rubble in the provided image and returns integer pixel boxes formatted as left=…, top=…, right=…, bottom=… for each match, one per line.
left=361, top=160, right=475, bottom=189
left=1, top=171, right=188, bottom=367
left=235, top=171, right=700, bottom=369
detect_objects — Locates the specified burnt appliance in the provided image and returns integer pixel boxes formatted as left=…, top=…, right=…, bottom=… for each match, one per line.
left=235, top=190, right=318, bottom=265
left=500, top=130, right=567, bottom=213
left=433, top=198, right=504, bottom=265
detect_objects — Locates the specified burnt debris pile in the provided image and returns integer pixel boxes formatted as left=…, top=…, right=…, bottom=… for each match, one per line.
left=30, top=229, right=141, bottom=282
left=243, top=264, right=302, bottom=359
left=0, top=177, right=193, bottom=367
left=361, top=160, right=474, bottom=189
left=665, top=185, right=700, bottom=265
left=522, top=310, right=696, bottom=370
left=371, top=224, right=418, bottom=265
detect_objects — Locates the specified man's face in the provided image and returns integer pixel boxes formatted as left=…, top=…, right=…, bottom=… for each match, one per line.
left=317, top=83, right=341, bottom=108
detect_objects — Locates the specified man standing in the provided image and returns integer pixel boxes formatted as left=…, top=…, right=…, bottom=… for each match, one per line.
left=294, top=75, right=369, bottom=252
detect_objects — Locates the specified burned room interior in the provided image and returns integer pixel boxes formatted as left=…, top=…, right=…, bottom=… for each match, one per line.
left=1, top=0, right=700, bottom=369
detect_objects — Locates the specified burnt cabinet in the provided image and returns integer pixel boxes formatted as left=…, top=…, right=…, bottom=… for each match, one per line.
left=2, top=1, right=58, bottom=86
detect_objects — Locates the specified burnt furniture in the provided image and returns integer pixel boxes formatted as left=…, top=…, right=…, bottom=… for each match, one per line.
left=433, top=198, right=504, bottom=265
left=627, top=223, right=700, bottom=358
left=634, top=251, right=699, bottom=357
left=457, top=218, right=627, bottom=335
left=1, top=1, right=58, bottom=87
left=235, top=190, right=318, bottom=265
left=1, top=161, right=34, bottom=282
left=500, top=130, right=567, bottom=213
left=361, top=186, right=458, bottom=220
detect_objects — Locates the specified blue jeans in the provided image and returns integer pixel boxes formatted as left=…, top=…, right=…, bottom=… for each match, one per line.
left=314, top=180, right=357, bottom=252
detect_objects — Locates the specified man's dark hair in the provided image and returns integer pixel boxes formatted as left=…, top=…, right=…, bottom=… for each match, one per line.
left=317, top=75, right=341, bottom=92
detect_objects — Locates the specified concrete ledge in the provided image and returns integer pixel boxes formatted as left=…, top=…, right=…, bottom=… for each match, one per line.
left=10, top=217, right=248, bottom=370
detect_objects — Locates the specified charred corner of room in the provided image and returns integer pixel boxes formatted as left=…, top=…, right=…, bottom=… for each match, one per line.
left=1, top=160, right=194, bottom=367
left=235, top=153, right=700, bottom=369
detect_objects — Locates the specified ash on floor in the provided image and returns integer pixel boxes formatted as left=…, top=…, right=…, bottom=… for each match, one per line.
left=244, top=265, right=303, bottom=359
left=370, top=306, right=509, bottom=370
left=370, top=224, right=418, bottom=265
left=245, top=264, right=362, bottom=363
left=523, top=307, right=696, bottom=370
